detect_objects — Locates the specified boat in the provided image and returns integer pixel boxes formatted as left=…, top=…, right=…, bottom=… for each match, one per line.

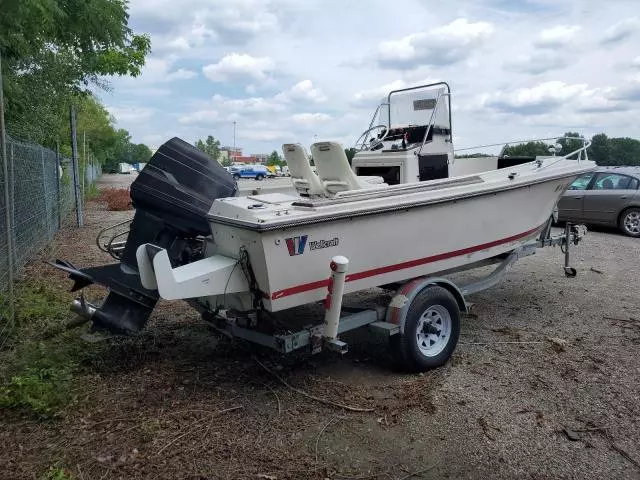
left=49, top=82, right=596, bottom=371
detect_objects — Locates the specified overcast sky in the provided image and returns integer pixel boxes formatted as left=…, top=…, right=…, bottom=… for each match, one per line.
left=99, top=0, right=640, bottom=155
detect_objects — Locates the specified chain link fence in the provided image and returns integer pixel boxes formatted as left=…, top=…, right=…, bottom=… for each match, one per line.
left=0, top=136, right=101, bottom=339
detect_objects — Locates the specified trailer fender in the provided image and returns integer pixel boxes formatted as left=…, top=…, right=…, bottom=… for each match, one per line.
left=386, top=277, right=467, bottom=334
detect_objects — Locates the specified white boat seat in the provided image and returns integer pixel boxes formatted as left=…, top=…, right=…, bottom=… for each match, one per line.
left=311, top=141, right=387, bottom=194
left=281, top=143, right=325, bottom=197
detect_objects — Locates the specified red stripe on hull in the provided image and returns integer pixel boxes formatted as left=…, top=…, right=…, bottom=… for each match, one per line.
left=270, top=225, right=542, bottom=300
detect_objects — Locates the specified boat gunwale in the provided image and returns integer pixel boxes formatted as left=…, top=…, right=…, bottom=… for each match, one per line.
left=207, top=163, right=596, bottom=232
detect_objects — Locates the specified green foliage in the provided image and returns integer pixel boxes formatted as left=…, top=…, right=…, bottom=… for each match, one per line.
left=84, top=182, right=100, bottom=200
left=267, top=150, right=283, bottom=166
left=557, top=132, right=585, bottom=157
left=131, top=143, right=152, bottom=164
left=1, top=0, right=151, bottom=153
left=0, top=281, right=100, bottom=419
left=0, top=365, right=73, bottom=418
left=502, top=141, right=551, bottom=157
left=345, top=147, right=357, bottom=164
left=41, top=467, right=74, bottom=480
left=586, top=133, right=640, bottom=166
left=195, top=135, right=221, bottom=161
left=455, top=153, right=492, bottom=158
left=604, top=137, right=640, bottom=166
left=1, top=281, right=71, bottom=329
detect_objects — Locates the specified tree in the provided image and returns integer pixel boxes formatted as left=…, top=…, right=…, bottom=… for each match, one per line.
left=1, top=0, right=151, bottom=146
left=558, top=132, right=586, bottom=157
left=345, top=147, right=357, bottom=165
left=588, top=133, right=610, bottom=165
left=131, top=144, right=153, bottom=164
left=608, top=137, right=640, bottom=166
left=455, top=153, right=492, bottom=158
left=502, top=141, right=551, bottom=157
left=267, top=150, right=283, bottom=166
left=195, top=135, right=221, bottom=161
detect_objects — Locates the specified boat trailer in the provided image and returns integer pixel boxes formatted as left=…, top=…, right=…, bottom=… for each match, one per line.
left=179, top=223, right=586, bottom=369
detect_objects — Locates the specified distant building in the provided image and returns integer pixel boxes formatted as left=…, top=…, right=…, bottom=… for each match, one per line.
left=232, top=155, right=259, bottom=164
left=250, top=153, right=269, bottom=164
left=220, top=146, right=242, bottom=162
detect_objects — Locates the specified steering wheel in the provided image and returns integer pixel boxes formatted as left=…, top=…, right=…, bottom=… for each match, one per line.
left=355, top=124, right=390, bottom=151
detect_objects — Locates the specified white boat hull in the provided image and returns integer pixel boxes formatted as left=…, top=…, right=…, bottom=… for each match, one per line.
left=207, top=171, right=578, bottom=312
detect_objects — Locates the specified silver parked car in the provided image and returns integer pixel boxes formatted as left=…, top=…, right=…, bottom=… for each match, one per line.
left=557, top=166, right=640, bottom=237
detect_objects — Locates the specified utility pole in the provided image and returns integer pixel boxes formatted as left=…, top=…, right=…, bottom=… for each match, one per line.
left=232, top=121, right=236, bottom=161
left=69, top=105, right=83, bottom=227
left=0, top=50, right=15, bottom=325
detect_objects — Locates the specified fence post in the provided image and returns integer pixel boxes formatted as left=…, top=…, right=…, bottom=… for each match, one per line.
left=0, top=50, right=15, bottom=326
left=10, top=143, right=16, bottom=267
left=40, top=146, right=52, bottom=239
left=69, top=105, right=83, bottom=227
left=56, top=140, right=61, bottom=229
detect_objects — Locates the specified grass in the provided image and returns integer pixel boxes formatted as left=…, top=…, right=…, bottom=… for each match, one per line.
left=0, top=280, right=100, bottom=419
left=83, top=181, right=100, bottom=200
left=41, top=466, right=75, bottom=480
left=100, top=187, right=132, bottom=211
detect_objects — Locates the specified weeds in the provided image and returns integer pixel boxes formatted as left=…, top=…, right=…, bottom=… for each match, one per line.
left=84, top=182, right=100, bottom=200
left=0, top=280, right=95, bottom=419
left=41, top=466, right=74, bottom=480
left=0, top=366, right=73, bottom=418
left=100, top=187, right=132, bottom=211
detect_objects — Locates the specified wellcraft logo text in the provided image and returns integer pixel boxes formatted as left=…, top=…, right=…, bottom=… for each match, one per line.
left=309, top=238, right=339, bottom=250
left=285, top=235, right=339, bottom=256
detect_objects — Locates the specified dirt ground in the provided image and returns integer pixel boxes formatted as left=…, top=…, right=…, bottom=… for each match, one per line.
left=1, top=173, right=639, bottom=480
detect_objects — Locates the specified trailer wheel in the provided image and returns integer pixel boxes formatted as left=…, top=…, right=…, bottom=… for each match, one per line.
left=391, top=285, right=460, bottom=372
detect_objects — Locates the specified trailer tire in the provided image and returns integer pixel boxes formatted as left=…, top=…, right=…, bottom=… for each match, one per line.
left=391, top=285, right=460, bottom=372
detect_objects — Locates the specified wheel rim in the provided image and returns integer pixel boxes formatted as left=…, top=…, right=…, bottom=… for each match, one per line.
left=415, top=305, right=452, bottom=357
left=624, top=211, right=640, bottom=235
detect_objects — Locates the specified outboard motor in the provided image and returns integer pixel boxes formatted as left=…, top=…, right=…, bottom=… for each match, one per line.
left=50, top=137, right=237, bottom=334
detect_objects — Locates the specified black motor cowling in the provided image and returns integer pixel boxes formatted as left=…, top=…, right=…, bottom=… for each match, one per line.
left=130, top=136, right=237, bottom=237
left=51, top=137, right=237, bottom=335
left=119, top=137, right=238, bottom=270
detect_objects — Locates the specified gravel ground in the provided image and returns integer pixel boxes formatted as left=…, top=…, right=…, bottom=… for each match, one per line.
left=1, top=173, right=639, bottom=480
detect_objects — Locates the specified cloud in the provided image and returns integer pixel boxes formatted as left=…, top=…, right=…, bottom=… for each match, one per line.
left=130, top=0, right=283, bottom=45
left=608, top=74, right=640, bottom=102
left=106, top=106, right=156, bottom=123
left=203, top=53, right=275, bottom=83
left=114, top=56, right=197, bottom=86
left=103, top=0, right=640, bottom=155
left=351, top=78, right=440, bottom=106
left=178, top=93, right=287, bottom=125
left=601, top=17, right=639, bottom=44
left=194, top=3, right=279, bottom=44
left=290, top=113, right=332, bottom=125
left=504, top=51, right=566, bottom=74
left=166, top=36, right=190, bottom=51
left=241, top=129, right=292, bottom=142
left=534, top=25, right=581, bottom=48
left=275, top=80, right=327, bottom=103
left=479, top=81, right=623, bottom=115
left=376, top=19, right=494, bottom=69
